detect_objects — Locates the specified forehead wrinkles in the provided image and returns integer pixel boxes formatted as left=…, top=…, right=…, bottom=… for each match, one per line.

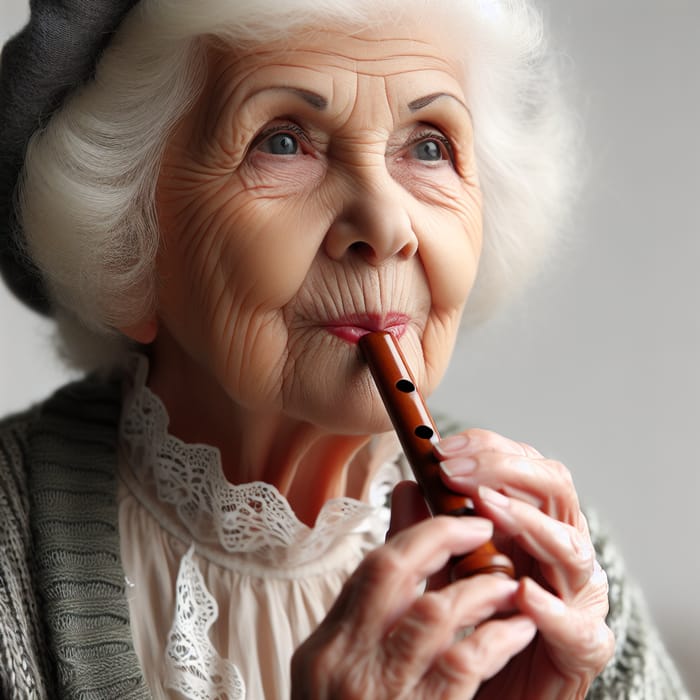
left=199, top=32, right=463, bottom=144
left=209, top=30, right=458, bottom=97
left=275, top=33, right=458, bottom=83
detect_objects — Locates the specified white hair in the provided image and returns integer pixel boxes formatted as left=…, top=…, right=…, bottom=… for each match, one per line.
left=19, top=0, right=576, bottom=369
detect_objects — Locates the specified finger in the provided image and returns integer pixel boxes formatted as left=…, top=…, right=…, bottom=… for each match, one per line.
left=434, top=428, right=543, bottom=462
left=387, top=480, right=431, bottom=540
left=388, top=481, right=455, bottom=591
left=419, top=615, right=537, bottom=700
left=325, top=516, right=495, bottom=637
left=475, top=487, right=595, bottom=597
left=381, top=576, right=519, bottom=691
left=390, top=481, right=515, bottom=592
left=516, top=577, right=614, bottom=677
left=440, top=450, right=582, bottom=525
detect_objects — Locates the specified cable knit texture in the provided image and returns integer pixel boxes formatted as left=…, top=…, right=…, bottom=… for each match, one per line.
left=0, top=372, right=691, bottom=699
left=1, top=377, right=149, bottom=699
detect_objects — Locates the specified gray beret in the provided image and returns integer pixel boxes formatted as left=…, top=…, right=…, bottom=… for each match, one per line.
left=0, top=0, right=138, bottom=314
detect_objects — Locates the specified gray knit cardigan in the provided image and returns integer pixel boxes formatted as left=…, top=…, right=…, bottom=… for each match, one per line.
left=0, top=375, right=690, bottom=699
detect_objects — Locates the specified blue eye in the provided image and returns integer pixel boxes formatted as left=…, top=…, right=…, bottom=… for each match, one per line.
left=259, top=132, right=299, bottom=155
left=411, top=138, right=447, bottom=162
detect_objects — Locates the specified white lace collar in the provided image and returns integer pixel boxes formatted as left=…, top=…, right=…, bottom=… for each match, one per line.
left=119, top=354, right=398, bottom=567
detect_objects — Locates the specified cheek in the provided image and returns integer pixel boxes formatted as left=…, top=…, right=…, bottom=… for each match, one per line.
left=391, top=157, right=482, bottom=313
left=420, top=193, right=483, bottom=313
left=156, top=174, right=332, bottom=409
left=413, top=191, right=482, bottom=394
left=160, top=175, right=323, bottom=312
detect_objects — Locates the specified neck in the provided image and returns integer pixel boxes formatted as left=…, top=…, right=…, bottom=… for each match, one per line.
left=144, top=334, right=397, bottom=526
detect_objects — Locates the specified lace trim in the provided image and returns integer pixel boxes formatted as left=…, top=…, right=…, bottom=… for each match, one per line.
left=119, top=354, right=396, bottom=567
left=164, top=548, right=245, bottom=700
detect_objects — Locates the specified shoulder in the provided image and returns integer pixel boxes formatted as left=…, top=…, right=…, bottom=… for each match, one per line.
left=0, top=406, right=53, bottom=696
left=0, top=371, right=121, bottom=500
left=0, top=406, right=37, bottom=544
left=0, top=374, right=123, bottom=698
left=586, top=511, right=691, bottom=699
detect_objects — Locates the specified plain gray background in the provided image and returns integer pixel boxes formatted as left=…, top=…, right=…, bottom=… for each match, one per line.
left=1, top=0, right=698, bottom=695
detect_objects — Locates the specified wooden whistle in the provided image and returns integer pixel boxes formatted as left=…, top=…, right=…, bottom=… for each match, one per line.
left=359, top=331, right=515, bottom=580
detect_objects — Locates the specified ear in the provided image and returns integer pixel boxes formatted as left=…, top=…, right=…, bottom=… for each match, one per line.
left=119, top=315, right=158, bottom=345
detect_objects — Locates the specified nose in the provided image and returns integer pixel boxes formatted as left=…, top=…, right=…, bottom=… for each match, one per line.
left=323, top=176, right=418, bottom=264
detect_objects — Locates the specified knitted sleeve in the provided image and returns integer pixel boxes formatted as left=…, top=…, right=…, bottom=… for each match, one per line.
left=0, top=411, right=53, bottom=699
left=586, top=511, right=690, bottom=699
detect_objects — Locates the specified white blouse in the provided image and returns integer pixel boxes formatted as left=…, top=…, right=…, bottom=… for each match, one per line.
left=116, top=356, right=400, bottom=699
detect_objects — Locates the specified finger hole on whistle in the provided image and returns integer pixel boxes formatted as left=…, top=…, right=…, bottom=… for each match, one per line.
left=396, top=379, right=415, bottom=393
left=415, top=425, right=434, bottom=440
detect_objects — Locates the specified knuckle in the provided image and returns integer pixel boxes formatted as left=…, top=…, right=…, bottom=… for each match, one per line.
left=463, top=428, right=495, bottom=450
left=550, top=459, right=575, bottom=489
left=601, top=624, right=616, bottom=664
left=379, top=647, right=414, bottom=695
left=518, top=441, right=541, bottom=458
left=571, top=531, right=596, bottom=569
left=590, top=558, right=609, bottom=594
left=462, top=427, right=487, bottom=442
left=438, top=637, right=482, bottom=680
left=338, top=665, right=374, bottom=698
left=585, top=623, right=616, bottom=675
left=409, top=591, right=452, bottom=627
left=384, top=594, right=454, bottom=666
left=581, top=619, right=615, bottom=658
left=359, top=546, right=405, bottom=583
left=384, top=624, right=416, bottom=665
left=547, top=459, right=581, bottom=512
left=578, top=510, right=591, bottom=536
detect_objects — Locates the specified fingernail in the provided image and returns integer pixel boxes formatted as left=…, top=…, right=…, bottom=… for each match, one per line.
left=525, top=579, right=566, bottom=616
left=510, top=616, right=537, bottom=640
left=478, top=485, right=510, bottom=509
left=465, top=517, right=494, bottom=534
left=435, top=434, right=469, bottom=457
left=440, top=457, right=477, bottom=478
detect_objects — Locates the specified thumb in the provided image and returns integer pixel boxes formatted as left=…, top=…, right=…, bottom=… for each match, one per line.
left=388, top=481, right=453, bottom=590
left=387, top=480, right=431, bottom=541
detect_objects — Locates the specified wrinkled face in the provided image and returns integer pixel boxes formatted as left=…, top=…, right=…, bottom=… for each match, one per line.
left=155, top=24, right=483, bottom=433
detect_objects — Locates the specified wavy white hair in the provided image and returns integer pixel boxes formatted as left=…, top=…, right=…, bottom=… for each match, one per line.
left=19, top=0, right=576, bottom=369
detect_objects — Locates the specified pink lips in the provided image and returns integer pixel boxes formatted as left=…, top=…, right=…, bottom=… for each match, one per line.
left=325, top=313, right=409, bottom=344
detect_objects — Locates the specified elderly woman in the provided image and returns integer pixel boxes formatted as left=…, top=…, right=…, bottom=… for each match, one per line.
left=0, top=0, right=690, bottom=698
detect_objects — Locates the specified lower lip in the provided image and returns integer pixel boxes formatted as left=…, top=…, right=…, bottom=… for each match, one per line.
left=326, top=323, right=407, bottom=344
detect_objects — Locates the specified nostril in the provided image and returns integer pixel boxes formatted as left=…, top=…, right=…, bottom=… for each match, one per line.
left=349, top=241, right=374, bottom=257
left=324, top=212, right=416, bottom=263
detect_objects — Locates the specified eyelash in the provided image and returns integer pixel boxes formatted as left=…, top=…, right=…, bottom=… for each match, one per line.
left=248, top=121, right=455, bottom=164
left=409, top=128, right=455, bottom=164
left=250, top=121, right=310, bottom=151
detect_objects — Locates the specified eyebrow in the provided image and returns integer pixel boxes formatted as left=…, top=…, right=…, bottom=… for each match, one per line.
left=260, top=86, right=328, bottom=110
left=247, top=87, right=468, bottom=118
left=408, top=92, right=469, bottom=113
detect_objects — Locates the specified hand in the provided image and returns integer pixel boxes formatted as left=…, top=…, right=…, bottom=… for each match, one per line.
left=291, top=515, right=538, bottom=699
left=431, top=428, right=614, bottom=699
